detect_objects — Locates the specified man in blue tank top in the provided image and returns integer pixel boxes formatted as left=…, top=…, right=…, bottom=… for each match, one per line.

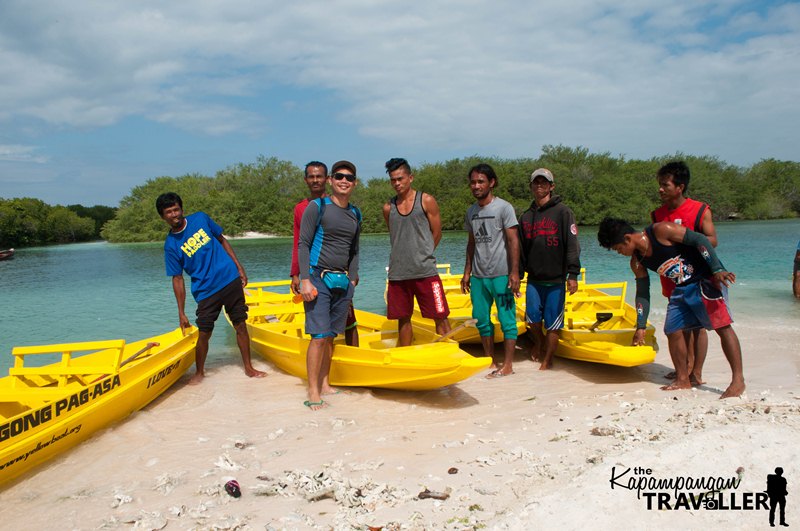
left=383, top=157, right=451, bottom=346
left=157, top=192, right=266, bottom=384
left=598, top=217, right=745, bottom=399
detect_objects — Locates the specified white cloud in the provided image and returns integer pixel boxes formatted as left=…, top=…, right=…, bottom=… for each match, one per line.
left=0, top=0, right=797, bottom=165
left=0, top=145, right=48, bottom=163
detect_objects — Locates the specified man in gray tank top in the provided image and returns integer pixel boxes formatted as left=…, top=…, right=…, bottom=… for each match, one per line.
left=382, top=157, right=451, bottom=346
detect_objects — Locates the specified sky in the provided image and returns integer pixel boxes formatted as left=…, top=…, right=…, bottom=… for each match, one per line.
left=1, top=0, right=798, bottom=206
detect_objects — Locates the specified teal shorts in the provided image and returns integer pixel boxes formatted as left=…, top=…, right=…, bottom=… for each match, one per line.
left=469, top=276, right=518, bottom=340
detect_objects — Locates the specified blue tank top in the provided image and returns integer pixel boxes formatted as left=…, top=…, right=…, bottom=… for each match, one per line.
left=635, top=226, right=710, bottom=286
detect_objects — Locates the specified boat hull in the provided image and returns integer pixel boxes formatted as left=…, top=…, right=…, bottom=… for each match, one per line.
left=0, top=328, right=197, bottom=487
left=241, top=290, right=491, bottom=390
left=557, top=281, right=658, bottom=367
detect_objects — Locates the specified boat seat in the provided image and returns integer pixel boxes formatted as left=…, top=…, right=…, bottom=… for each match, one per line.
left=6, top=339, right=125, bottom=392
left=249, top=304, right=305, bottom=318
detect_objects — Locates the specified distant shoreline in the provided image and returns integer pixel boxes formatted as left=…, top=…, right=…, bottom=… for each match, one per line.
left=226, top=231, right=279, bottom=240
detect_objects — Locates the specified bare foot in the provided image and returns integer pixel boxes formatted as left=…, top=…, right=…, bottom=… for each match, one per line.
left=538, top=360, right=552, bottom=371
left=188, top=371, right=205, bottom=385
left=660, top=379, right=691, bottom=391
left=690, top=375, right=706, bottom=386
left=245, top=367, right=267, bottom=378
left=322, top=386, right=346, bottom=395
left=720, top=380, right=746, bottom=399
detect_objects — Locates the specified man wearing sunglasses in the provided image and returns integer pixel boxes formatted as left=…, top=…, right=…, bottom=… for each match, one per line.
left=383, top=157, right=451, bottom=346
left=297, top=160, right=361, bottom=410
left=290, top=161, right=359, bottom=347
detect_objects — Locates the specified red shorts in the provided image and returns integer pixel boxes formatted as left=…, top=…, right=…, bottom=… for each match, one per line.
left=387, top=275, right=450, bottom=320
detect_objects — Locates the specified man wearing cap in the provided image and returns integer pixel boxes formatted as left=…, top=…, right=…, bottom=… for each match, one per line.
left=297, top=160, right=362, bottom=410
left=383, top=157, right=451, bottom=346
left=290, top=161, right=359, bottom=347
left=518, top=168, right=581, bottom=370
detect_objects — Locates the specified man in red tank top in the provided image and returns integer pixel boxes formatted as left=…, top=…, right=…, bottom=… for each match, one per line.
left=650, top=161, right=717, bottom=385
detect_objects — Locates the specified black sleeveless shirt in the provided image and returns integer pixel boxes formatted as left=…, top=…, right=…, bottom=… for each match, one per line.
left=635, top=226, right=711, bottom=287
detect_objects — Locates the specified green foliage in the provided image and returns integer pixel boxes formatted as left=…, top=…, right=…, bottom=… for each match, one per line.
left=0, top=198, right=98, bottom=247
left=6, top=148, right=799, bottom=246
left=66, top=204, right=117, bottom=237
left=101, top=157, right=305, bottom=242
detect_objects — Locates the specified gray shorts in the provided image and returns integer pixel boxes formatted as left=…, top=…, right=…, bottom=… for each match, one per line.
left=303, top=270, right=354, bottom=338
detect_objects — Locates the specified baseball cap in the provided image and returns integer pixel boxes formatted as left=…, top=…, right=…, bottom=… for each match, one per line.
left=331, top=160, right=357, bottom=176
left=530, top=168, right=554, bottom=183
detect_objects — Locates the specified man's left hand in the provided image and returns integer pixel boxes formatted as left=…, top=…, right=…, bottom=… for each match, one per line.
left=567, top=278, right=578, bottom=295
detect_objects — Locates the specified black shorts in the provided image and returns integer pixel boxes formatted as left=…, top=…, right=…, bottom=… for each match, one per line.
left=195, top=278, right=247, bottom=332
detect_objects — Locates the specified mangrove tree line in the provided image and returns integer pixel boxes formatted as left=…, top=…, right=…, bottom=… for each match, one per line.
left=90, top=146, right=800, bottom=242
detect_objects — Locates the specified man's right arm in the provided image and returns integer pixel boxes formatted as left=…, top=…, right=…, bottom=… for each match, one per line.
left=297, top=202, right=320, bottom=301
left=290, top=202, right=303, bottom=294
left=462, top=230, right=475, bottom=294
left=630, top=256, right=650, bottom=346
left=171, top=275, right=191, bottom=334
left=382, top=202, right=391, bottom=229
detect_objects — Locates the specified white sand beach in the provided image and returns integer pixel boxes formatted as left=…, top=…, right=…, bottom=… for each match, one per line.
left=0, top=314, right=798, bottom=530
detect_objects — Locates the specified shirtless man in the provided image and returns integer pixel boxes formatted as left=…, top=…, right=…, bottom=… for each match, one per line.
left=598, top=217, right=745, bottom=398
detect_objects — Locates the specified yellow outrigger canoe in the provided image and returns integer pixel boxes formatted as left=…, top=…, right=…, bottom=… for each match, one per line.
left=559, top=276, right=658, bottom=367
left=411, top=266, right=657, bottom=367
left=241, top=282, right=491, bottom=390
left=0, top=327, right=198, bottom=487
left=404, top=264, right=528, bottom=344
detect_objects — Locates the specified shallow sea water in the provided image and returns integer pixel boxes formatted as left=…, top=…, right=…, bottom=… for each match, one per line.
left=2, top=219, right=799, bottom=372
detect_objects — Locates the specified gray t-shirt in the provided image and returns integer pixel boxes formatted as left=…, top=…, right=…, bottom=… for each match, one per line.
left=464, top=197, right=518, bottom=278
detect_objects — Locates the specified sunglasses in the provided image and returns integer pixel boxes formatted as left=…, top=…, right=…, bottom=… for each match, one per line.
left=332, top=172, right=356, bottom=182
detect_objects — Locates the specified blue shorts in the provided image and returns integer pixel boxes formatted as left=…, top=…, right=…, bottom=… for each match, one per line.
left=303, top=270, right=354, bottom=338
left=664, top=280, right=733, bottom=335
left=525, top=282, right=565, bottom=331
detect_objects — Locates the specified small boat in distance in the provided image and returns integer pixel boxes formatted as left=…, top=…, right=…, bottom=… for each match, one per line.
left=0, top=249, right=14, bottom=261
left=0, top=327, right=198, bottom=487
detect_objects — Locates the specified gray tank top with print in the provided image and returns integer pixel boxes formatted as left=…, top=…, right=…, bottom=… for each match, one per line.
left=388, top=191, right=438, bottom=281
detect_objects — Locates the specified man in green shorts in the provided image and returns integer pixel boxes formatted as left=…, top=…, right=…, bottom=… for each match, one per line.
left=460, top=163, right=521, bottom=378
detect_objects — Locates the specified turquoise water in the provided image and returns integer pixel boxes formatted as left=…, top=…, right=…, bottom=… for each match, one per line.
left=2, top=219, right=799, bottom=372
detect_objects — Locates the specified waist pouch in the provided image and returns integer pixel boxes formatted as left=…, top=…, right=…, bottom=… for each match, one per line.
left=321, top=270, right=350, bottom=293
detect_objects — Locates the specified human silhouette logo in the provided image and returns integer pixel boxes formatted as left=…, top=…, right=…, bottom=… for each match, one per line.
left=767, top=467, right=789, bottom=527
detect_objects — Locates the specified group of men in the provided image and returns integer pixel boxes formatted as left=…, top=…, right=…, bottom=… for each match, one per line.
left=154, top=158, right=746, bottom=407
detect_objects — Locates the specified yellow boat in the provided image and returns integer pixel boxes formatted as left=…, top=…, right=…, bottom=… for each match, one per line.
left=0, top=327, right=198, bottom=487
left=558, top=276, right=658, bottom=367
left=240, top=284, right=491, bottom=390
left=405, top=264, right=528, bottom=344
left=408, top=265, right=657, bottom=367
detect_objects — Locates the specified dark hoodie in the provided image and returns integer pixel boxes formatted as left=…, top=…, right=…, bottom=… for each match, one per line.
left=518, top=195, right=581, bottom=283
